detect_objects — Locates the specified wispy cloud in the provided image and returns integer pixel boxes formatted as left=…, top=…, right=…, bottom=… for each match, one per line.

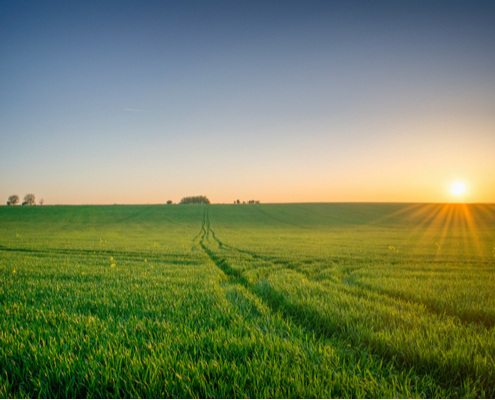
left=123, top=108, right=147, bottom=112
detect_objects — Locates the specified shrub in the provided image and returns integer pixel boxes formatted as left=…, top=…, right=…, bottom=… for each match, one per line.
left=179, top=196, right=210, bottom=204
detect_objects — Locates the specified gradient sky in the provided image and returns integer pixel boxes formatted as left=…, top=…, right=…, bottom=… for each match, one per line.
left=1, top=0, right=494, bottom=204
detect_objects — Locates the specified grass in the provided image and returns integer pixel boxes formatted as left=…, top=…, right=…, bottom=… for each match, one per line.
left=0, top=203, right=494, bottom=398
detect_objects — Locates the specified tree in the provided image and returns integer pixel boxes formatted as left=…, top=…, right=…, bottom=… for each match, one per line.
left=166, top=200, right=173, bottom=204
left=39, top=199, right=44, bottom=205
left=22, top=194, right=36, bottom=206
left=179, top=195, right=210, bottom=204
left=7, top=195, right=19, bottom=205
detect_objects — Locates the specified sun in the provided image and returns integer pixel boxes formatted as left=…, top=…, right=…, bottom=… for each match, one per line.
left=450, top=181, right=466, bottom=196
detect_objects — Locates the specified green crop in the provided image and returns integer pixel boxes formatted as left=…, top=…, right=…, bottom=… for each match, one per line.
left=0, top=203, right=493, bottom=398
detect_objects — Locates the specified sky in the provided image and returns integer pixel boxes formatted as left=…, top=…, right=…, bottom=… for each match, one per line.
left=1, top=0, right=494, bottom=204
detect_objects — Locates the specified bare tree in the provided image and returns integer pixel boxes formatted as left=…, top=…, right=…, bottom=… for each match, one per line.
left=7, top=195, right=19, bottom=205
left=22, top=194, right=36, bottom=206
left=39, top=199, right=44, bottom=206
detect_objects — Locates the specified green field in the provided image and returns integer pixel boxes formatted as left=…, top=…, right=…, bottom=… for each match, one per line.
left=1, top=203, right=494, bottom=398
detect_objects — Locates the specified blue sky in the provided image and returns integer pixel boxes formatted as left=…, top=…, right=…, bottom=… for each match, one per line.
left=1, top=0, right=494, bottom=204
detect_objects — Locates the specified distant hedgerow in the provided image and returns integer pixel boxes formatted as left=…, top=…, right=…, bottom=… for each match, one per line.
left=179, top=196, right=210, bottom=204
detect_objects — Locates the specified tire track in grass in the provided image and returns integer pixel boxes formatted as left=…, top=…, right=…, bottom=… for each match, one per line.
left=199, top=207, right=241, bottom=279
left=194, top=207, right=453, bottom=398
left=199, top=216, right=494, bottom=331
left=199, top=208, right=408, bottom=356
left=205, top=207, right=210, bottom=240
left=195, top=207, right=493, bottom=398
left=234, top=240, right=495, bottom=330
left=200, top=206, right=372, bottom=292
left=191, top=207, right=208, bottom=242
left=196, top=208, right=452, bottom=397
left=208, top=223, right=225, bottom=250
left=197, top=208, right=432, bottom=378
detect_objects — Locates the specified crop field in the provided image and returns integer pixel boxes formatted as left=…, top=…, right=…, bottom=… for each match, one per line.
left=0, top=203, right=494, bottom=398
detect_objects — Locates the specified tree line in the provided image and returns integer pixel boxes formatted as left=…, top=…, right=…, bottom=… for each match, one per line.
left=179, top=196, right=210, bottom=204
left=6, top=194, right=43, bottom=206
left=6, top=194, right=259, bottom=206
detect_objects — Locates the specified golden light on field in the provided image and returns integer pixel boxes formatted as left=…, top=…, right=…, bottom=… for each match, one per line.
left=451, top=182, right=466, bottom=196
left=376, top=202, right=494, bottom=262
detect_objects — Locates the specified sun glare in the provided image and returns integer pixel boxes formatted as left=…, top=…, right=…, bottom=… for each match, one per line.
left=451, top=181, right=466, bottom=196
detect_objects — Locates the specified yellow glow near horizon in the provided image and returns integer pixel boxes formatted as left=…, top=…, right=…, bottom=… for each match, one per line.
left=451, top=181, right=467, bottom=196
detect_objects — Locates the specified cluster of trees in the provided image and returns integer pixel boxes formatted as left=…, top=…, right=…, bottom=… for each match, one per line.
left=179, top=196, right=210, bottom=204
left=234, top=199, right=260, bottom=204
left=6, top=194, right=43, bottom=206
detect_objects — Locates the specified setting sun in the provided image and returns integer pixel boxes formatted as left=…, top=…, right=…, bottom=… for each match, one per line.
left=451, top=181, right=467, bottom=196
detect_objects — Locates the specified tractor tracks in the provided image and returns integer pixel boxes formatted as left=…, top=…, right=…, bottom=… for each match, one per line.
left=191, top=205, right=495, bottom=396
left=194, top=205, right=494, bottom=337
left=196, top=206, right=241, bottom=278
